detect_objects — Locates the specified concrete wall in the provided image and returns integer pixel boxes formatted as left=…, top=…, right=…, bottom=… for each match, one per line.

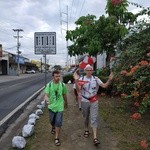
left=97, top=53, right=106, bottom=69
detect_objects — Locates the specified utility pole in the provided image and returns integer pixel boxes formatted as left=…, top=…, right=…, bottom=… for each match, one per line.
left=13, top=29, right=23, bottom=76
left=43, top=54, right=47, bottom=87
left=60, top=5, right=69, bottom=68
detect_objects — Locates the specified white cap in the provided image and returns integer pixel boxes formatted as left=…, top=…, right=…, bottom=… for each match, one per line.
left=84, top=64, right=93, bottom=71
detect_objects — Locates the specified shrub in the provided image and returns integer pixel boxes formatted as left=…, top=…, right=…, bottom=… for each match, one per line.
left=63, top=74, right=74, bottom=84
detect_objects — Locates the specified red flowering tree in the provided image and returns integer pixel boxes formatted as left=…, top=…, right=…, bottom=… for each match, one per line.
left=112, top=23, right=150, bottom=115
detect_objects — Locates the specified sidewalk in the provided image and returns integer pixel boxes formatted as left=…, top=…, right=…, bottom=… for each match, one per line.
left=0, top=84, right=119, bottom=150
left=62, top=84, right=118, bottom=150
left=18, top=84, right=119, bottom=150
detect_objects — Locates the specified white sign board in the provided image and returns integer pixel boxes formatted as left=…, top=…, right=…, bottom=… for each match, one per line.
left=34, top=32, right=56, bottom=55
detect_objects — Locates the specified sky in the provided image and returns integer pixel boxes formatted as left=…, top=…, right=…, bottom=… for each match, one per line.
left=0, top=0, right=149, bottom=66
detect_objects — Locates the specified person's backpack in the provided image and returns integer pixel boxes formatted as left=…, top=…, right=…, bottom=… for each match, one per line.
left=48, top=81, right=65, bottom=96
left=48, top=81, right=65, bottom=88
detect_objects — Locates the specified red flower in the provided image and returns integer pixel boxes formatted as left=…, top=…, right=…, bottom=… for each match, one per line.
left=111, top=0, right=122, bottom=5
left=134, top=102, right=140, bottom=107
left=139, top=60, right=149, bottom=66
left=131, top=113, right=141, bottom=120
left=140, top=140, right=148, bottom=149
left=146, top=52, right=150, bottom=57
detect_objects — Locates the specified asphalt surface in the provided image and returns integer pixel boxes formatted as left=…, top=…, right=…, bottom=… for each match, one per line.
left=0, top=73, right=52, bottom=121
left=0, top=73, right=52, bottom=137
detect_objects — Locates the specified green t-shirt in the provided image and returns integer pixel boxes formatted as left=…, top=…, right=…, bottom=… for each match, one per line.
left=44, top=81, right=67, bottom=112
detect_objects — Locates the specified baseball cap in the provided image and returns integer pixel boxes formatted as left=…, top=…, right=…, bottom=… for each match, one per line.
left=84, top=64, right=93, bottom=71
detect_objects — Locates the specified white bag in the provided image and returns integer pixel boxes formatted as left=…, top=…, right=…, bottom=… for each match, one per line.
left=29, top=113, right=39, bottom=120
left=37, top=104, right=44, bottom=110
left=22, top=124, right=34, bottom=137
left=35, top=109, right=43, bottom=115
left=41, top=100, right=46, bottom=107
left=28, top=118, right=36, bottom=125
left=12, top=136, right=26, bottom=149
left=41, top=100, right=46, bottom=106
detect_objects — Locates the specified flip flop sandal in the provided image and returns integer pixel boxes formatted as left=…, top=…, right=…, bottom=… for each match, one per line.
left=93, top=138, right=100, bottom=146
left=51, top=127, right=55, bottom=134
left=54, top=138, right=61, bottom=146
left=84, top=130, right=89, bottom=138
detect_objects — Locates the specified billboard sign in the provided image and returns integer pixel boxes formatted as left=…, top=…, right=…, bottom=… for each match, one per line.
left=34, top=32, right=56, bottom=55
left=14, top=56, right=25, bottom=64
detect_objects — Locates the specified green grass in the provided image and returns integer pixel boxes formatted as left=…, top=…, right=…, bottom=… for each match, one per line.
left=99, top=96, right=150, bottom=150
left=10, top=95, right=150, bottom=150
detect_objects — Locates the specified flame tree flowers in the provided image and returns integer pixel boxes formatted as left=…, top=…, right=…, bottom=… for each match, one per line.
left=112, top=24, right=150, bottom=115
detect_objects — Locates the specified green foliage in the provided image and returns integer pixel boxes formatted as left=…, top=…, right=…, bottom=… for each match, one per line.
left=96, top=67, right=112, bottom=94
left=106, top=0, right=128, bottom=19
left=139, top=96, right=150, bottom=114
left=112, top=22, right=150, bottom=114
left=63, top=74, right=74, bottom=84
left=66, top=14, right=98, bottom=56
left=65, top=0, right=150, bottom=115
left=66, top=0, right=133, bottom=67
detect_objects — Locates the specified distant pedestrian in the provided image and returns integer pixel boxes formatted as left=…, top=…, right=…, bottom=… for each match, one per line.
left=44, top=70, right=68, bottom=146
left=74, top=64, right=113, bottom=146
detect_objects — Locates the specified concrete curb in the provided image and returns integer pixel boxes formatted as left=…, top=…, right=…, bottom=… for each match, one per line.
left=0, top=86, right=45, bottom=137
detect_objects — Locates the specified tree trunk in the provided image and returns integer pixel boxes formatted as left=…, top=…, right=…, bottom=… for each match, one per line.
left=93, top=54, right=97, bottom=71
left=106, top=52, right=111, bottom=69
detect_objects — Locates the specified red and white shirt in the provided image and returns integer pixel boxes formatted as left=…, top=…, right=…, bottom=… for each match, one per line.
left=80, top=76, right=103, bottom=102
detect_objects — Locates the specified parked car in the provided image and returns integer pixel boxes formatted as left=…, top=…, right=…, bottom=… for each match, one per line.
left=26, top=70, right=35, bottom=74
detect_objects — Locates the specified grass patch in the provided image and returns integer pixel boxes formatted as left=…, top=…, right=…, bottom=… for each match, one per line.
left=9, top=94, right=150, bottom=150
left=99, top=96, right=150, bottom=150
left=9, top=109, right=56, bottom=150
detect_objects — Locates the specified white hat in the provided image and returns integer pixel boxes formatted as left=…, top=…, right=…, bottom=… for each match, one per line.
left=84, top=64, right=93, bottom=71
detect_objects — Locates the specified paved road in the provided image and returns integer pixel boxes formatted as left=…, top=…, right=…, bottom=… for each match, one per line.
left=0, top=73, right=52, bottom=121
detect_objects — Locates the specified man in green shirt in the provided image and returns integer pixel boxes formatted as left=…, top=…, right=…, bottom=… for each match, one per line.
left=44, top=70, right=68, bottom=146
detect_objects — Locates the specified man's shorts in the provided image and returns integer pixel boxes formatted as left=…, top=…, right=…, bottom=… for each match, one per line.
left=48, top=109, right=63, bottom=127
left=81, top=101, right=99, bottom=128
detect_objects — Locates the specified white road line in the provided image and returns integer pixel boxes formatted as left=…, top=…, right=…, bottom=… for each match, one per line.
left=0, top=86, right=44, bottom=126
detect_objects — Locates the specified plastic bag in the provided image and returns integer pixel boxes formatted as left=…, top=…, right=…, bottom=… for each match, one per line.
left=28, top=118, right=36, bottom=125
left=29, top=113, right=39, bottom=120
left=12, top=136, right=26, bottom=149
left=22, top=124, right=34, bottom=137
left=35, top=109, right=43, bottom=115
left=37, top=104, right=44, bottom=110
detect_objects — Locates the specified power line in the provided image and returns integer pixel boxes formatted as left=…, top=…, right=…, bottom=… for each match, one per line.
left=74, top=0, right=79, bottom=21
left=69, top=0, right=75, bottom=23
left=78, top=0, right=86, bottom=17
left=4, top=46, right=16, bottom=50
